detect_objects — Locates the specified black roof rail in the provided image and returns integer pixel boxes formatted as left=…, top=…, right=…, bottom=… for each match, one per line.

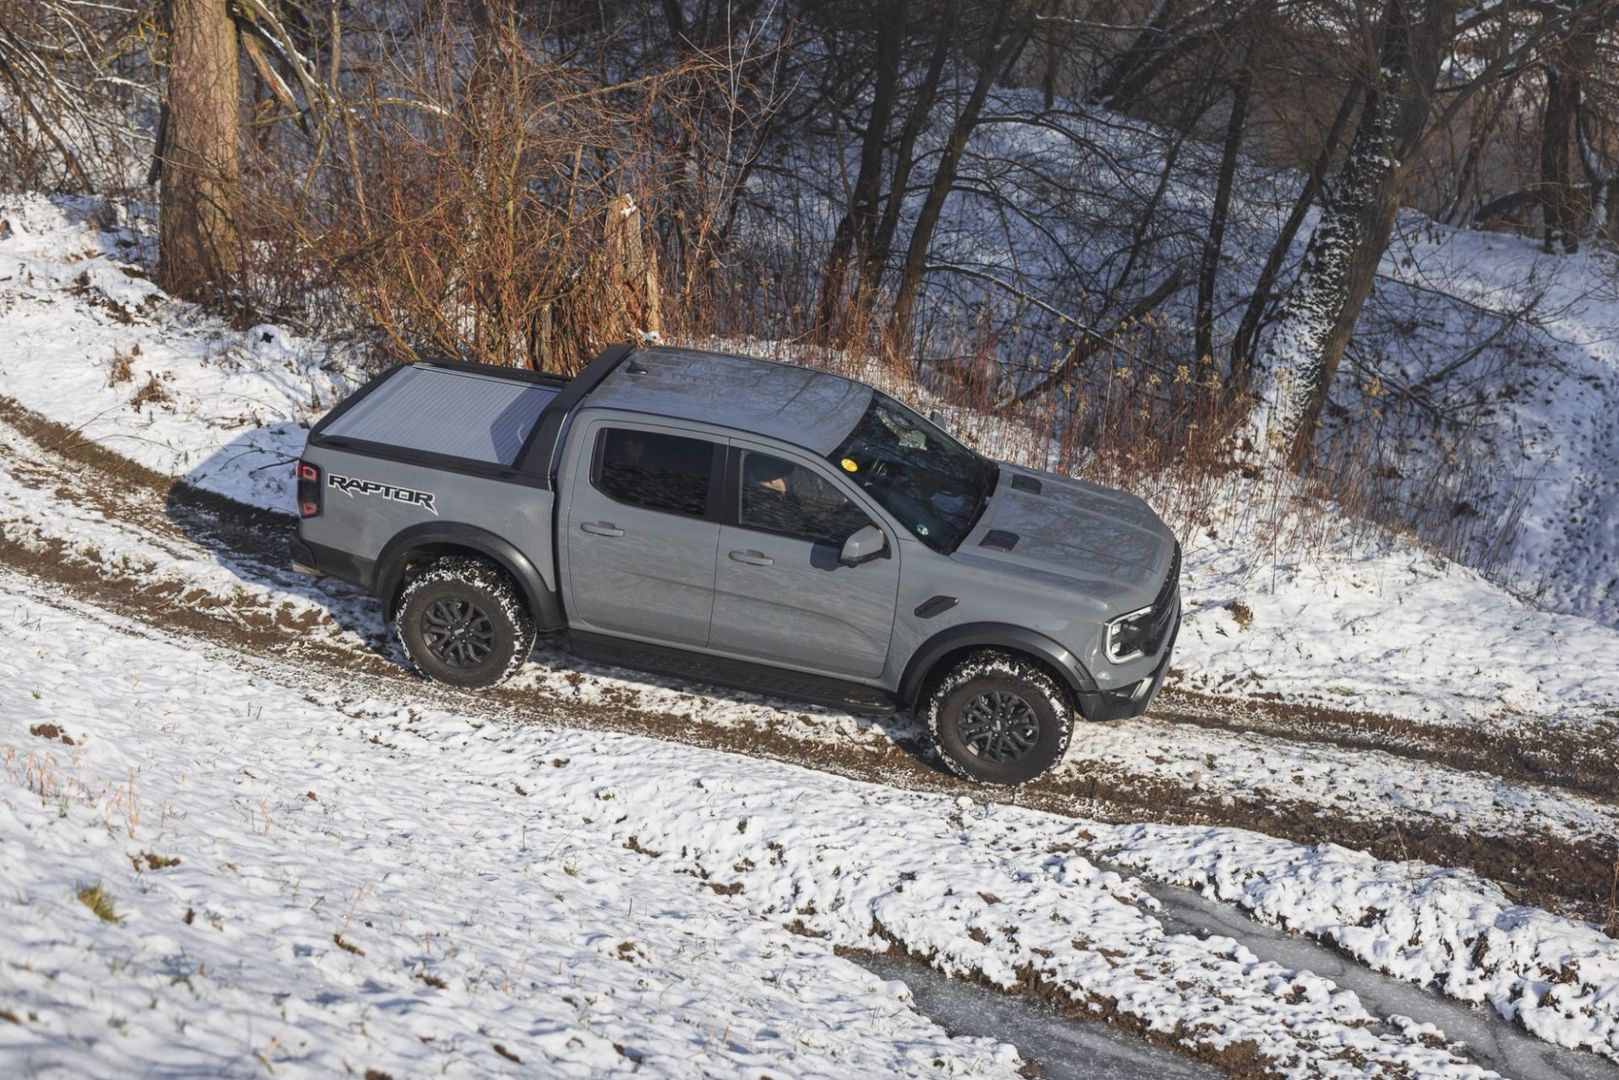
left=515, top=342, right=638, bottom=483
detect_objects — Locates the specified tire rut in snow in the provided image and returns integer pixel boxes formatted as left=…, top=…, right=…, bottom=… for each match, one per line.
left=1, top=395, right=1615, bottom=923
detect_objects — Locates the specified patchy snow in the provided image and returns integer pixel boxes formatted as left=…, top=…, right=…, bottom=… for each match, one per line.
left=1172, top=494, right=1619, bottom=726
left=1091, top=824, right=1619, bottom=1063
left=0, top=193, right=362, bottom=513
left=1, top=576, right=1580, bottom=1077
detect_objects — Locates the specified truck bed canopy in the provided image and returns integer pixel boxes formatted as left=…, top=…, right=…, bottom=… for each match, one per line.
left=318, top=364, right=561, bottom=466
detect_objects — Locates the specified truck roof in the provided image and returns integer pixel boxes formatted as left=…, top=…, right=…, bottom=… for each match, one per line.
left=306, top=345, right=875, bottom=486
left=584, top=346, right=872, bottom=455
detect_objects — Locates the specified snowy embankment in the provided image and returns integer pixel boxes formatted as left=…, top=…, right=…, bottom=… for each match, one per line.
left=0, top=195, right=357, bottom=511
left=4, top=192, right=1619, bottom=1070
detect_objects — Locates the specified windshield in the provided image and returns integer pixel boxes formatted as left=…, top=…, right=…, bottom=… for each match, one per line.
left=828, top=391, right=997, bottom=553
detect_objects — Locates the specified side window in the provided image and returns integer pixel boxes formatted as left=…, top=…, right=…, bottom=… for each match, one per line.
left=594, top=428, right=715, bottom=517
left=738, top=450, right=872, bottom=545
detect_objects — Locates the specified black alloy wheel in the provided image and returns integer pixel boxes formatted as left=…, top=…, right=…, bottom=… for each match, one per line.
left=955, top=689, right=1041, bottom=764
left=395, top=557, right=535, bottom=690
left=420, top=597, right=496, bottom=668
left=924, top=652, right=1074, bottom=785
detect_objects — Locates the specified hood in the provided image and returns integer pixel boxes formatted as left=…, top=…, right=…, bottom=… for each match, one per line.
left=952, top=465, right=1176, bottom=606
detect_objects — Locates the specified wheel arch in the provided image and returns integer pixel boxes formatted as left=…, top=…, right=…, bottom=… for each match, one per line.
left=898, top=623, right=1099, bottom=711
left=374, top=522, right=564, bottom=630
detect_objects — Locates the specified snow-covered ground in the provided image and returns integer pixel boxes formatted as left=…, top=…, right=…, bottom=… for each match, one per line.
left=0, top=194, right=360, bottom=512
left=0, top=581, right=1019, bottom=1077
left=5, top=576, right=1617, bottom=1076
left=4, top=191, right=1619, bottom=1075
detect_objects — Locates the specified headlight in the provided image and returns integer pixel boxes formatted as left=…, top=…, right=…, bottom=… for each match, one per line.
left=1105, top=605, right=1155, bottom=663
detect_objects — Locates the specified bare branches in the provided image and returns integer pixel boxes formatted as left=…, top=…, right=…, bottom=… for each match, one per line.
left=0, top=0, right=153, bottom=191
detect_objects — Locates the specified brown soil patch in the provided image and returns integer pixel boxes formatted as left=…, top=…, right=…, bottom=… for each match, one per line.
left=1156, top=688, right=1619, bottom=805
left=1, top=393, right=1614, bottom=925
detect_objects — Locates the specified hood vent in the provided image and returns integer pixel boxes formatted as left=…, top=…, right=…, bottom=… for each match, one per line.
left=1009, top=474, right=1041, bottom=494
left=980, top=530, right=1019, bottom=551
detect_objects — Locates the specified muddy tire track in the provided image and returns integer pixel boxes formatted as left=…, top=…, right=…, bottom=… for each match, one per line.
left=2, top=395, right=1616, bottom=924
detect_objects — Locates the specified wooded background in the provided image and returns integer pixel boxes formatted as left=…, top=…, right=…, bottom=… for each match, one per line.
left=5, top=0, right=1616, bottom=532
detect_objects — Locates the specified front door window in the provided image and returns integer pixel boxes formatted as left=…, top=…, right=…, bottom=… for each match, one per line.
left=737, top=450, right=871, bottom=545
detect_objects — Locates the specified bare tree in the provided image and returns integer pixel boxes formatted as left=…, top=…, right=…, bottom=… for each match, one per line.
left=0, top=0, right=152, bottom=192
left=890, top=1, right=1030, bottom=349
left=1193, top=41, right=1254, bottom=368
left=1245, top=0, right=1608, bottom=463
left=814, top=0, right=906, bottom=337
left=157, top=0, right=241, bottom=303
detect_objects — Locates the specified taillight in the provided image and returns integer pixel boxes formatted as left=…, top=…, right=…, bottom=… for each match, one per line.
left=296, top=460, right=322, bottom=518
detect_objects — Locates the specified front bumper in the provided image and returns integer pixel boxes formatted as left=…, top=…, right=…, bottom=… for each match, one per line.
left=1078, top=612, right=1179, bottom=722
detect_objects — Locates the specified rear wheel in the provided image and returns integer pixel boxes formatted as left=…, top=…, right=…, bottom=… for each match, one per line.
left=396, top=558, right=534, bottom=689
left=924, top=652, right=1072, bottom=785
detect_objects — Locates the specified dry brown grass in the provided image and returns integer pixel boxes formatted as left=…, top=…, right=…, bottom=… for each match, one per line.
left=237, top=7, right=781, bottom=373
left=76, top=882, right=120, bottom=923
left=130, top=374, right=170, bottom=412
left=107, top=347, right=137, bottom=386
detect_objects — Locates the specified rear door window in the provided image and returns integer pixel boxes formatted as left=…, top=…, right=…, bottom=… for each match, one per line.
left=593, top=428, right=718, bottom=517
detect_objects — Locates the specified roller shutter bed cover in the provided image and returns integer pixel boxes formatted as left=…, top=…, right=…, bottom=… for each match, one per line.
left=320, top=365, right=560, bottom=466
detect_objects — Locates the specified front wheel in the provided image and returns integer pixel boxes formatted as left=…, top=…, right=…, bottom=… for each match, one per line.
left=924, top=652, right=1073, bottom=785
left=396, top=558, right=535, bottom=690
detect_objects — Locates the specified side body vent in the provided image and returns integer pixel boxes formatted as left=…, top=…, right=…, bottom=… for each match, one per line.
left=980, top=530, right=1019, bottom=551
left=1009, top=474, right=1042, bottom=494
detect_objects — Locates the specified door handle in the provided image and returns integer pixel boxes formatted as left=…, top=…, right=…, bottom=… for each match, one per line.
left=728, top=550, right=774, bottom=566
left=580, top=521, right=624, bottom=537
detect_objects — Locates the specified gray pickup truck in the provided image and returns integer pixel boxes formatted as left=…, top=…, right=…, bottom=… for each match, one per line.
left=292, top=344, right=1180, bottom=784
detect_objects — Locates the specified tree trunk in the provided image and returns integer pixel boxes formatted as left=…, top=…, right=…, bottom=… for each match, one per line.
left=157, top=0, right=240, bottom=304
left=1249, top=0, right=1446, bottom=465
left=604, top=194, right=663, bottom=339
left=1088, top=0, right=1175, bottom=106
left=1576, top=89, right=1614, bottom=243
left=890, top=4, right=1023, bottom=350
left=1194, top=47, right=1253, bottom=369
left=1539, top=61, right=1579, bottom=253
left=814, top=0, right=906, bottom=338
left=1228, top=81, right=1358, bottom=393
left=864, top=0, right=957, bottom=302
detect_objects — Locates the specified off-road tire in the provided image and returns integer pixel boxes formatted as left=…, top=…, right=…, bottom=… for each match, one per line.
left=396, top=558, right=535, bottom=690
left=924, top=651, right=1073, bottom=785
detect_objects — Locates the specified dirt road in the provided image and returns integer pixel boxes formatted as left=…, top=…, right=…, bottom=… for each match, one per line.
left=1, top=395, right=1615, bottom=929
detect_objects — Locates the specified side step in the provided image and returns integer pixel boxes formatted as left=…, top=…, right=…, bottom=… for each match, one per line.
left=569, top=632, right=899, bottom=715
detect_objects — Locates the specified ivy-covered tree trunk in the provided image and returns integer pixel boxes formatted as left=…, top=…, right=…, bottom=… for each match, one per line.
left=157, top=0, right=240, bottom=304
left=1249, top=0, right=1447, bottom=465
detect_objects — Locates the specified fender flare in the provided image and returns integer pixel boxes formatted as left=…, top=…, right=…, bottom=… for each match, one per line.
left=897, top=622, right=1100, bottom=709
left=374, top=522, right=564, bottom=630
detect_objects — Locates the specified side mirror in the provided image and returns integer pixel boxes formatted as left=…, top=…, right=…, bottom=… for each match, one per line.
left=840, top=524, right=887, bottom=568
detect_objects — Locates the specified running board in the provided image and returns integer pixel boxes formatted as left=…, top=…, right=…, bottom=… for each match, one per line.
left=568, top=632, right=899, bottom=714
